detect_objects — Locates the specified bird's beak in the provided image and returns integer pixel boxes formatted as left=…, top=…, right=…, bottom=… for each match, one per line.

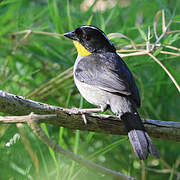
left=64, top=30, right=78, bottom=40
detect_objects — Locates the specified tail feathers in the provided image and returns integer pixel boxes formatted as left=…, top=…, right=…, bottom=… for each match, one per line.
left=121, top=112, right=159, bottom=160
left=128, top=130, right=148, bottom=160
left=128, top=130, right=160, bottom=160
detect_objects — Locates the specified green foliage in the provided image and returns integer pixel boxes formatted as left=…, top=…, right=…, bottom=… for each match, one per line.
left=0, top=0, right=180, bottom=179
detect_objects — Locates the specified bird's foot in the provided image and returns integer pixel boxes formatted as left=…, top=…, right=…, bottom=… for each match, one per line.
left=70, top=106, right=107, bottom=125
left=70, top=107, right=104, bottom=114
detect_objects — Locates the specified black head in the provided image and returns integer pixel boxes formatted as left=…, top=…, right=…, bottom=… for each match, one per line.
left=64, top=25, right=116, bottom=53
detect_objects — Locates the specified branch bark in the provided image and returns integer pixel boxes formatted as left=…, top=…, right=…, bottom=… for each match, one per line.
left=0, top=90, right=180, bottom=141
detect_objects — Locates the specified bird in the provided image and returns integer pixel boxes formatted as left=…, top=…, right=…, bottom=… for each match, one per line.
left=64, top=25, right=159, bottom=160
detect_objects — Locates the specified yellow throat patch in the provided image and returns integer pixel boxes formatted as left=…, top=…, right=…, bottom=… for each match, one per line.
left=73, top=40, right=91, bottom=57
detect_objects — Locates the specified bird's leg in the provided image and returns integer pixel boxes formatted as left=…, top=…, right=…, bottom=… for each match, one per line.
left=81, top=105, right=108, bottom=124
left=71, top=105, right=108, bottom=124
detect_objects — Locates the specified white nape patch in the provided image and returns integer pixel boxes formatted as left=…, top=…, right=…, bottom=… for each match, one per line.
left=81, top=25, right=99, bottom=31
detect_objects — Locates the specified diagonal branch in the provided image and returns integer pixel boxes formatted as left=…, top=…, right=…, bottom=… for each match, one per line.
left=26, top=113, right=136, bottom=180
left=0, top=90, right=180, bottom=141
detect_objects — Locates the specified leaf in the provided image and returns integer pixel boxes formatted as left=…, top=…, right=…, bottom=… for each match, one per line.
left=153, top=47, right=163, bottom=56
left=173, top=14, right=180, bottom=21
left=137, top=26, right=147, bottom=41
left=87, top=15, right=93, bottom=25
left=164, top=33, right=180, bottom=45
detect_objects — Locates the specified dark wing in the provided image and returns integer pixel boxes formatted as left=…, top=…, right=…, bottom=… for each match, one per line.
left=75, top=52, right=140, bottom=107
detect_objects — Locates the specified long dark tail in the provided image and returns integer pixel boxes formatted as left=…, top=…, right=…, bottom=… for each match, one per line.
left=121, top=112, right=160, bottom=160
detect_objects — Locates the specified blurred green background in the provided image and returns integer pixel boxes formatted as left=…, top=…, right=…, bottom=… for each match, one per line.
left=0, top=0, right=180, bottom=179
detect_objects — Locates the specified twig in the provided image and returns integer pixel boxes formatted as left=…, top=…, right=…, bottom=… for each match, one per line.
left=120, top=43, right=180, bottom=52
left=146, top=161, right=180, bottom=177
left=160, top=51, right=180, bottom=56
left=42, top=73, right=73, bottom=98
left=27, top=67, right=73, bottom=98
left=151, top=18, right=173, bottom=51
left=108, top=33, right=136, bottom=49
left=147, top=53, right=180, bottom=93
left=166, top=30, right=180, bottom=34
left=161, top=44, right=180, bottom=51
left=146, top=168, right=173, bottom=174
left=162, top=10, right=166, bottom=33
left=153, top=10, right=162, bottom=40
left=160, top=158, right=180, bottom=177
left=27, top=113, right=136, bottom=180
left=11, top=30, right=63, bottom=38
left=118, top=49, right=180, bottom=57
left=118, top=51, right=147, bottom=58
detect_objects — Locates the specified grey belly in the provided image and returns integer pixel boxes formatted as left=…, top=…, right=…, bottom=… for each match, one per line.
left=74, top=77, right=110, bottom=107
left=74, top=76, right=133, bottom=116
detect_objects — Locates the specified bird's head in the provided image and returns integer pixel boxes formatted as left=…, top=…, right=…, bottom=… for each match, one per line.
left=64, top=25, right=116, bottom=56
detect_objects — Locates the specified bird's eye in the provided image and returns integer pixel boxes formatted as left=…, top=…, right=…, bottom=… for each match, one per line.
left=82, top=34, right=90, bottom=41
